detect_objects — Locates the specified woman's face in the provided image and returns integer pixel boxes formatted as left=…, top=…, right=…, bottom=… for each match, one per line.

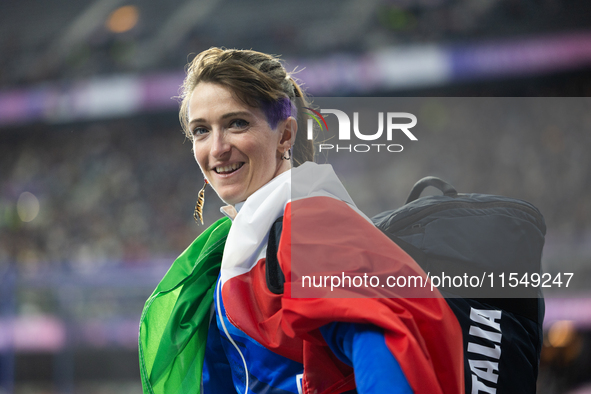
left=188, top=82, right=293, bottom=206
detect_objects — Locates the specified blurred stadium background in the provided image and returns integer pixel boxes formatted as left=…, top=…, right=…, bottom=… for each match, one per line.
left=1, top=0, right=591, bottom=393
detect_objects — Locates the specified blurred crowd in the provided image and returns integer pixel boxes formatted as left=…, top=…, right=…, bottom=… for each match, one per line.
left=0, top=116, right=202, bottom=276
left=2, top=0, right=591, bottom=88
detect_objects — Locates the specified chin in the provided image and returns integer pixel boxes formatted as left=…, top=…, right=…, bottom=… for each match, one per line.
left=221, top=198, right=240, bottom=206
left=217, top=191, right=245, bottom=206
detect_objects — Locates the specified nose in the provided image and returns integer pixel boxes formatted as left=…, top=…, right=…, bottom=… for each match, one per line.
left=210, top=129, right=231, bottom=158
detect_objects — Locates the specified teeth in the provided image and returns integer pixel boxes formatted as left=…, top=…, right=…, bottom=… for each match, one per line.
left=215, top=163, right=242, bottom=173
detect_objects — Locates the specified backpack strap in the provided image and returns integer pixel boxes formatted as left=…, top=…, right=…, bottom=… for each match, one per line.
left=266, top=216, right=285, bottom=295
left=406, top=176, right=457, bottom=204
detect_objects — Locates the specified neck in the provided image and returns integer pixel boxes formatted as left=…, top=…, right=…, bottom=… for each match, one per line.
left=221, top=205, right=238, bottom=220
left=274, top=158, right=292, bottom=179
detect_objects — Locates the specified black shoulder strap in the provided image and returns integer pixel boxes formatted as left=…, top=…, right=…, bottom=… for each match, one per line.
left=266, top=216, right=285, bottom=294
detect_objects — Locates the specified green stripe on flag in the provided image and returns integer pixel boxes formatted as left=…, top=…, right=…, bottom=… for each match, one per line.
left=139, top=217, right=231, bottom=394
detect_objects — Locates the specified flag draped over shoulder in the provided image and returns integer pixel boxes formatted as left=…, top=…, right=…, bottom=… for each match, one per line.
left=138, top=162, right=464, bottom=394
left=138, top=217, right=231, bottom=394
left=221, top=196, right=465, bottom=393
left=218, top=163, right=464, bottom=394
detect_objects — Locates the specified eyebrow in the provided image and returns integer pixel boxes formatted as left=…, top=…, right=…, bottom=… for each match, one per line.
left=189, top=111, right=253, bottom=126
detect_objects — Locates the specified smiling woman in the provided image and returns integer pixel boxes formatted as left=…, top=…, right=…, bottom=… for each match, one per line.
left=188, top=82, right=294, bottom=206
left=179, top=48, right=314, bottom=169
left=178, top=48, right=313, bottom=217
left=138, top=48, right=464, bottom=394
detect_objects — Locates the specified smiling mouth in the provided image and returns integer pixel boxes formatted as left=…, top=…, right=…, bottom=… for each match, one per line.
left=214, top=162, right=244, bottom=174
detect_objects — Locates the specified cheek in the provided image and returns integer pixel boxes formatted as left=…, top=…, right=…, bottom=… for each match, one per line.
left=256, top=149, right=280, bottom=185
left=192, top=143, right=207, bottom=169
left=246, top=140, right=276, bottom=170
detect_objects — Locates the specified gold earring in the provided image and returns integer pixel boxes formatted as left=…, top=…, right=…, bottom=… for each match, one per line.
left=194, top=179, right=208, bottom=225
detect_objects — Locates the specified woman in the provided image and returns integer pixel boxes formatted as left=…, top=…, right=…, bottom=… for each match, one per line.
left=139, top=48, right=464, bottom=394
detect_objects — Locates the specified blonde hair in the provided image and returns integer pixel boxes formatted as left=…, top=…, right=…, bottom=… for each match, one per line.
left=179, top=47, right=314, bottom=166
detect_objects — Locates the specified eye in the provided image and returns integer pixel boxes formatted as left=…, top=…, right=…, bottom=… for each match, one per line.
left=229, top=119, right=249, bottom=129
left=191, top=126, right=209, bottom=137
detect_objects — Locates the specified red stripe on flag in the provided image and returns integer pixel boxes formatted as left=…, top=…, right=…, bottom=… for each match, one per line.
left=223, top=196, right=464, bottom=394
left=222, top=257, right=304, bottom=363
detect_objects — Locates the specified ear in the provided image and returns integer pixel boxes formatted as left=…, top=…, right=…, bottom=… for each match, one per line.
left=277, top=116, right=298, bottom=152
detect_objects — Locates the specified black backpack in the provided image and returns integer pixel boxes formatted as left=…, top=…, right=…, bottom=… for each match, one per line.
left=266, top=176, right=546, bottom=393
left=372, top=176, right=545, bottom=394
